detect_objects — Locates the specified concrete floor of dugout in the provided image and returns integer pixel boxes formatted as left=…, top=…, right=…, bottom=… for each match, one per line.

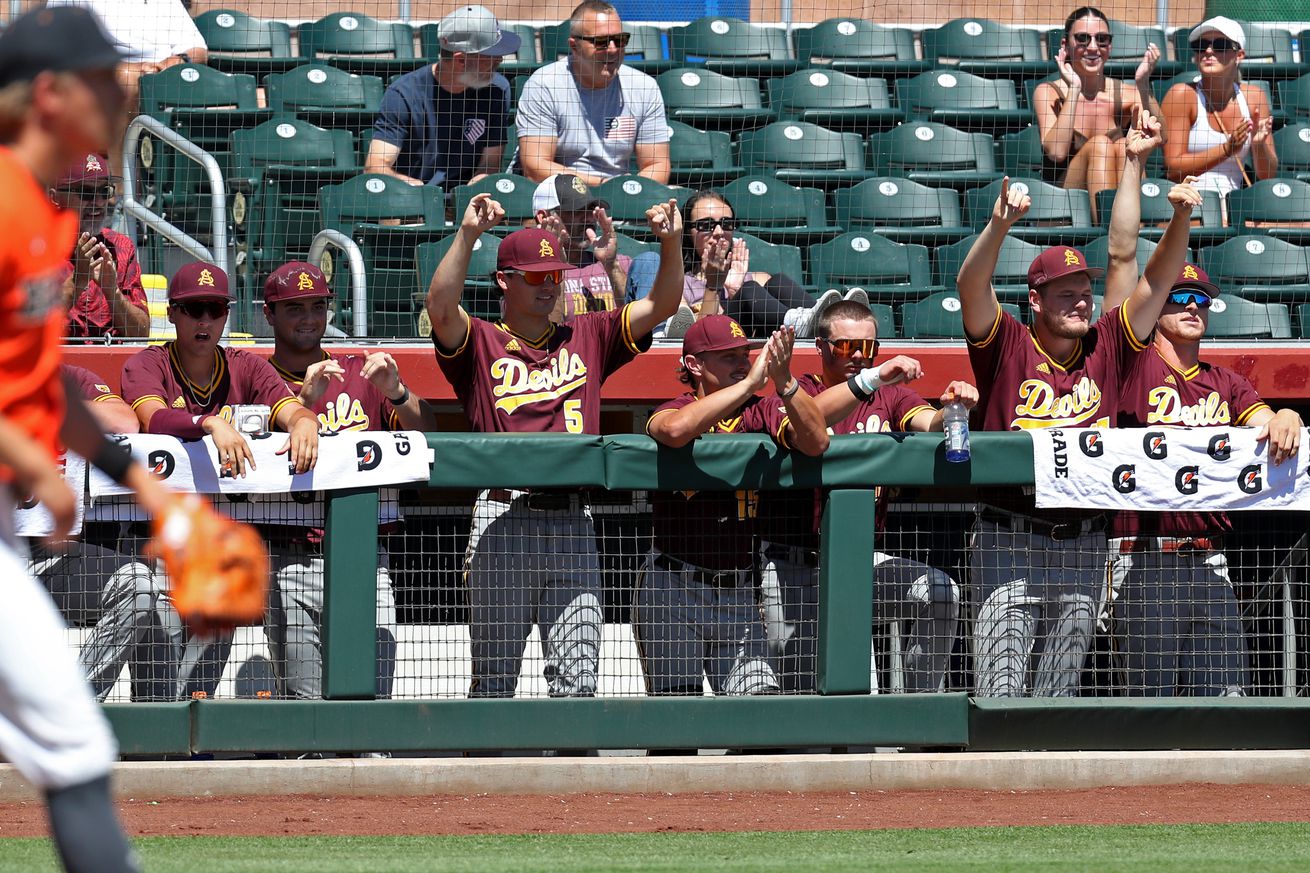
left=5, top=751, right=1310, bottom=802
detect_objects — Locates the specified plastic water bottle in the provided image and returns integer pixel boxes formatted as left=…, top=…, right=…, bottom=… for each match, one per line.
left=943, top=400, right=971, bottom=463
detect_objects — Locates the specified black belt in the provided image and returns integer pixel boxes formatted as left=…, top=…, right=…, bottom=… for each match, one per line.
left=979, top=507, right=1109, bottom=541
left=653, top=552, right=754, bottom=588
left=485, top=488, right=588, bottom=512
left=762, top=541, right=819, bottom=568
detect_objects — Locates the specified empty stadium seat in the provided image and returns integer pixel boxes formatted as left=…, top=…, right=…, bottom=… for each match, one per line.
left=452, top=174, right=537, bottom=233
left=867, top=121, right=1003, bottom=191
left=790, top=19, right=928, bottom=79
left=964, top=177, right=1099, bottom=245
left=297, top=12, right=417, bottom=79
left=194, top=9, right=300, bottom=77
left=832, top=177, right=973, bottom=248
left=657, top=68, right=776, bottom=133
left=1198, top=235, right=1310, bottom=304
left=733, top=231, right=805, bottom=285
left=808, top=233, right=939, bottom=302
left=866, top=302, right=899, bottom=338
left=1274, top=122, right=1310, bottom=182
left=1277, top=75, right=1310, bottom=121
left=1226, top=179, right=1310, bottom=246
left=667, top=17, right=799, bottom=78
left=768, top=69, right=904, bottom=135
left=1204, top=294, right=1293, bottom=339
left=896, top=69, right=1031, bottom=134
left=720, top=175, right=842, bottom=247
left=920, top=19, right=1052, bottom=80
left=664, top=121, right=746, bottom=187
left=593, top=176, right=690, bottom=240
left=934, top=233, right=1047, bottom=303
left=415, top=234, right=503, bottom=322
left=263, top=63, right=383, bottom=137
left=901, top=291, right=1022, bottom=338
left=735, top=122, right=873, bottom=189
left=1093, top=178, right=1229, bottom=245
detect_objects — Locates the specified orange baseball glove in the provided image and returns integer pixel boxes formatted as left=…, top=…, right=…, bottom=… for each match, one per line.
left=147, top=494, right=268, bottom=633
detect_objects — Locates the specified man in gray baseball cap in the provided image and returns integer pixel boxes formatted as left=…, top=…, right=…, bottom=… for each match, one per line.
left=364, top=4, right=517, bottom=187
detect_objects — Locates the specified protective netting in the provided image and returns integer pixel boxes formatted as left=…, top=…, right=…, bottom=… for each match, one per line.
left=17, top=2, right=1310, bottom=340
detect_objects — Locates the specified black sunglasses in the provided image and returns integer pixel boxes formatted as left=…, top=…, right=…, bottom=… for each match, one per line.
left=690, top=217, right=736, bottom=233
left=574, top=32, right=631, bottom=49
left=1191, top=37, right=1238, bottom=53
left=1070, top=32, right=1113, bottom=47
left=56, top=183, right=116, bottom=200
left=173, top=300, right=230, bottom=319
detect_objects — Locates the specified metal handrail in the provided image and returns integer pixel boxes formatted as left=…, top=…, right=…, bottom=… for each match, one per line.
left=120, top=115, right=231, bottom=278
left=308, top=230, right=369, bottom=338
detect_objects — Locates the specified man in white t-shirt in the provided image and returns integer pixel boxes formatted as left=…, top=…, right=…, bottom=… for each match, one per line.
left=516, top=0, right=669, bottom=186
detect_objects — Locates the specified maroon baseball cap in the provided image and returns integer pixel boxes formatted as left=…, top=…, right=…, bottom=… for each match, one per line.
left=57, top=153, right=112, bottom=188
left=683, top=315, right=751, bottom=356
left=169, top=262, right=233, bottom=302
left=1170, top=262, right=1222, bottom=297
left=1026, top=246, right=1104, bottom=289
left=496, top=228, right=574, bottom=272
left=263, top=261, right=331, bottom=303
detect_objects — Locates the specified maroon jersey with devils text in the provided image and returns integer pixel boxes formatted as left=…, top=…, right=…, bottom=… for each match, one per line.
left=969, top=304, right=1149, bottom=516
left=121, top=342, right=299, bottom=432
left=271, top=351, right=399, bottom=434
left=61, top=363, right=121, bottom=404
left=759, top=373, right=934, bottom=549
left=1113, top=346, right=1270, bottom=538
left=436, top=305, right=648, bottom=433
left=646, top=392, right=778, bottom=570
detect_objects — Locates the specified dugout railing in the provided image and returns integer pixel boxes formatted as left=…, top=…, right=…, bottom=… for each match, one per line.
left=99, top=431, right=1310, bottom=757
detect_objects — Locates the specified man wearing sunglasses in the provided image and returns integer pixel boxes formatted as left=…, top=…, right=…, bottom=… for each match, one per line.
left=427, top=193, right=684, bottom=704
left=366, top=5, right=515, bottom=188
left=957, top=106, right=1200, bottom=698
left=754, top=300, right=977, bottom=693
left=52, top=153, right=147, bottom=338
left=517, top=0, right=670, bottom=186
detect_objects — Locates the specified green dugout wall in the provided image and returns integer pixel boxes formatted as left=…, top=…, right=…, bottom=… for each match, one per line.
left=106, top=433, right=1310, bottom=755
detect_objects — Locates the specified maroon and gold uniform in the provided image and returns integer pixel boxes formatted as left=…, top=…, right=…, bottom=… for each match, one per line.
left=271, top=352, right=399, bottom=434
left=61, top=364, right=120, bottom=406
left=436, top=305, right=647, bottom=433
left=121, top=344, right=299, bottom=432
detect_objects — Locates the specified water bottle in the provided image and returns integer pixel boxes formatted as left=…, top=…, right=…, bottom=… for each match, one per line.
left=943, top=400, right=971, bottom=463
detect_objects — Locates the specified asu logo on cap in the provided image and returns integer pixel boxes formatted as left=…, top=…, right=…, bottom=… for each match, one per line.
left=539, top=239, right=555, bottom=258
left=197, top=269, right=216, bottom=287
left=1183, top=264, right=1200, bottom=281
left=729, top=320, right=746, bottom=338
left=297, top=271, right=315, bottom=291
left=1063, top=249, right=1081, bottom=266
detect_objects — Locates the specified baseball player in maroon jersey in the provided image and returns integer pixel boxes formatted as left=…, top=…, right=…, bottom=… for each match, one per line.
left=755, top=300, right=977, bottom=693
left=52, top=152, right=147, bottom=338
left=643, top=315, right=827, bottom=696
left=1101, top=248, right=1301, bottom=694
left=956, top=108, right=1202, bottom=698
left=121, top=261, right=320, bottom=697
left=425, top=193, right=683, bottom=699
left=262, top=261, right=437, bottom=700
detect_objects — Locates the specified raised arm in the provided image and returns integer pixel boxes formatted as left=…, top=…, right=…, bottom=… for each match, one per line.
left=956, top=177, right=1031, bottom=341
left=766, top=329, right=828, bottom=457
left=648, top=344, right=772, bottom=449
left=625, top=199, right=684, bottom=338
left=1034, top=53, right=1081, bottom=163
left=425, top=193, right=503, bottom=351
left=1104, top=108, right=1164, bottom=310
left=1124, top=177, right=1202, bottom=339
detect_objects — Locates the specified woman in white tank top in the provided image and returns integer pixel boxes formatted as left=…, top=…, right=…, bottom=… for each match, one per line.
left=1161, top=17, right=1278, bottom=196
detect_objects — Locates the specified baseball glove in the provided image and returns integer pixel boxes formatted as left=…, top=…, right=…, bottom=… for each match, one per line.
left=147, top=494, right=268, bottom=633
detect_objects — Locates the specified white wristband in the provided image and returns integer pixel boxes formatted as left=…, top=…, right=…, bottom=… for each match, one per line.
left=851, top=367, right=885, bottom=399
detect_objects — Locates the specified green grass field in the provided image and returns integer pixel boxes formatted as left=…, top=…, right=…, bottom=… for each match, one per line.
left=3, top=823, right=1309, bottom=872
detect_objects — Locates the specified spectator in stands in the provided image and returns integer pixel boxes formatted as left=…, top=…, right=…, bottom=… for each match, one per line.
left=516, top=0, right=670, bottom=186
left=1033, top=7, right=1161, bottom=201
left=641, top=317, right=826, bottom=698
left=1161, top=17, right=1278, bottom=195
left=27, top=365, right=176, bottom=703
left=629, top=190, right=844, bottom=339
left=365, top=5, right=515, bottom=188
left=533, top=173, right=630, bottom=320
left=52, top=153, right=148, bottom=338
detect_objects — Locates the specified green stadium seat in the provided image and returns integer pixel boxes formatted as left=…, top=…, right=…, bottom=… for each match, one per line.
left=1080, top=235, right=1160, bottom=296
left=964, top=177, right=1099, bottom=245
left=297, top=12, right=417, bottom=80
left=934, top=232, right=1046, bottom=304
left=263, top=64, right=383, bottom=137
left=667, top=17, right=799, bottom=79
left=538, top=23, right=672, bottom=75
left=920, top=19, right=1052, bottom=80
left=719, top=175, right=842, bottom=248
left=415, top=234, right=503, bottom=322
left=1043, top=21, right=1181, bottom=80
left=901, top=291, right=1022, bottom=338
left=194, top=9, right=301, bottom=78
left=614, top=233, right=659, bottom=261
left=866, top=302, right=898, bottom=338
left=791, top=19, right=928, bottom=80
left=319, top=174, right=447, bottom=335
left=832, top=177, right=973, bottom=248
left=1093, top=178, right=1229, bottom=245
left=1172, top=22, right=1301, bottom=82
left=1295, top=302, right=1310, bottom=338
left=735, top=122, right=872, bottom=190
left=867, top=121, right=1003, bottom=191
left=808, top=233, right=940, bottom=303
left=1277, top=74, right=1310, bottom=121
left=663, top=121, right=746, bottom=187
left=657, top=68, right=776, bottom=134
left=1226, top=178, right=1310, bottom=246
left=768, top=69, right=904, bottom=135
left=895, top=69, right=1031, bottom=135
left=452, top=174, right=537, bottom=233
left=733, top=231, right=805, bottom=284
left=1204, top=294, right=1293, bottom=339
left=421, top=23, right=540, bottom=77
left=1273, top=122, right=1310, bottom=182
left=592, top=175, right=690, bottom=240
left=1198, top=234, right=1310, bottom=304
